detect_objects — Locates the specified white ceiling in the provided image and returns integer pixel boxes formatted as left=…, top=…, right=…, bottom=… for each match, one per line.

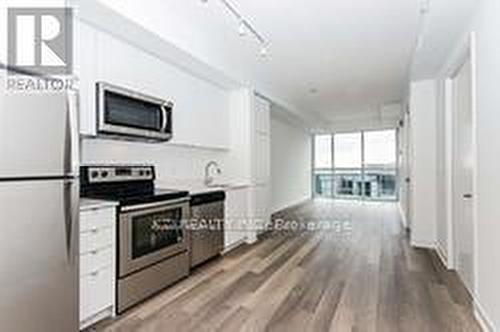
left=98, top=0, right=477, bottom=126
left=411, top=0, right=477, bottom=80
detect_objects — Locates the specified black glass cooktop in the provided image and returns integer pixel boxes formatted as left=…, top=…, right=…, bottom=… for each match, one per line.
left=81, top=181, right=189, bottom=207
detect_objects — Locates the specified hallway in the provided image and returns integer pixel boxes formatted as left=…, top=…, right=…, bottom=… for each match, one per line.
left=94, top=200, right=481, bottom=332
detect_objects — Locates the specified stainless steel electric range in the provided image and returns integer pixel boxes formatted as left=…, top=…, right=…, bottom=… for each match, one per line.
left=80, top=165, right=190, bottom=313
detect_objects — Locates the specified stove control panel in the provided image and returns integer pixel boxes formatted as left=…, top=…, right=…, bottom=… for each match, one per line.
left=82, top=165, right=155, bottom=183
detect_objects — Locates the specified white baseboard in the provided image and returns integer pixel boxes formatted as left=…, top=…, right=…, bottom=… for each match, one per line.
left=272, top=197, right=309, bottom=214
left=80, top=306, right=114, bottom=330
left=246, top=232, right=258, bottom=244
left=435, top=243, right=449, bottom=269
left=431, top=244, right=495, bottom=332
left=474, top=299, right=496, bottom=332
left=410, top=239, right=436, bottom=249
left=222, top=238, right=247, bottom=255
left=398, top=203, right=408, bottom=229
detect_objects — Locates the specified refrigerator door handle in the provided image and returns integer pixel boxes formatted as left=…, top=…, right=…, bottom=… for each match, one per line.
left=64, top=91, right=80, bottom=177
left=63, top=180, right=79, bottom=263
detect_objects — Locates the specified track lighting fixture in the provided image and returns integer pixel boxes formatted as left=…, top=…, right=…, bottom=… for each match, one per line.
left=200, top=0, right=269, bottom=58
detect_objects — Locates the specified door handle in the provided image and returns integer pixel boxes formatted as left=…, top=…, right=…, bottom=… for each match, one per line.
left=63, top=181, right=72, bottom=261
left=463, top=193, right=473, bottom=199
left=63, top=180, right=79, bottom=264
left=64, top=91, right=80, bottom=176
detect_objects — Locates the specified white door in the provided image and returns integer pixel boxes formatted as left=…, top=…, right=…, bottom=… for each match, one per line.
left=405, top=109, right=412, bottom=229
left=452, top=58, right=474, bottom=292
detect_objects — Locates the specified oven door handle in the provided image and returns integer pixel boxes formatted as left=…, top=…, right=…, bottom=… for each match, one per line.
left=120, top=197, right=190, bottom=213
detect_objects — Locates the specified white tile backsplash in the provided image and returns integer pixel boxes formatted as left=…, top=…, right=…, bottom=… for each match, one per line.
left=81, top=138, right=229, bottom=182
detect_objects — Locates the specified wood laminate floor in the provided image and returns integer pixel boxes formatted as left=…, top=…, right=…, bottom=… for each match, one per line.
left=92, top=200, right=481, bottom=332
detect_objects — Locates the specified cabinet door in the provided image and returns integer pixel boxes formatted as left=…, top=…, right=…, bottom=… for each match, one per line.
left=224, top=188, right=249, bottom=248
left=96, top=33, right=160, bottom=97
left=254, top=95, right=270, bottom=135
left=246, top=185, right=270, bottom=237
left=74, top=20, right=98, bottom=136
left=80, top=266, right=113, bottom=322
left=254, top=133, right=271, bottom=185
left=253, top=185, right=270, bottom=221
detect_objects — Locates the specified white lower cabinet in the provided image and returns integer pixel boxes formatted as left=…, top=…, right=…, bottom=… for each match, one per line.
left=80, top=266, right=113, bottom=323
left=79, top=206, right=116, bottom=330
left=224, top=188, right=250, bottom=250
left=247, top=185, right=271, bottom=239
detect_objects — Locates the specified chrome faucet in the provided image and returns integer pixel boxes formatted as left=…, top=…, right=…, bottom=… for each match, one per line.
left=204, top=161, right=221, bottom=186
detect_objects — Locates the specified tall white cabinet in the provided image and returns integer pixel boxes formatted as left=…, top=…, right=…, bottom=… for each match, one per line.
left=224, top=91, right=272, bottom=246
left=250, top=95, right=272, bottom=237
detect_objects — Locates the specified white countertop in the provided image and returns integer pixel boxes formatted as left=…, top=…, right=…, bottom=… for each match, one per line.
left=80, top=198, right=119, bottom=211
left=156, top=179, right=252, bottom=195
left=79, top=181, right=251, bottom=210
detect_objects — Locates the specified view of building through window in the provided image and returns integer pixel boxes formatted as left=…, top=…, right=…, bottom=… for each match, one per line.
left=313, top=130, right=397, bottom=201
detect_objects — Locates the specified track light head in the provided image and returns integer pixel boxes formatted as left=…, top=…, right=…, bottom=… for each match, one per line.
left=238, top=21, right=247, bottom=36
left=260, top=45, right=268, bottom=58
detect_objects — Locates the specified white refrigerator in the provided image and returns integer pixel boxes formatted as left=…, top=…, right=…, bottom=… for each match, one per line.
left=0, top=66, right=80, bottom=331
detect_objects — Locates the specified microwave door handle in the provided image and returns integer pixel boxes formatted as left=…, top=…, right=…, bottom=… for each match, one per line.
left=161, top=104, right=168, bottom=132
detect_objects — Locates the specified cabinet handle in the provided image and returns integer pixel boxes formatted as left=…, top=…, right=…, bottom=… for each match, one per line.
left=91, top=250, right=98, bottom=255
left=90, top=271, right=99, bottom=277
left=91, top=228, right=99, bottom=234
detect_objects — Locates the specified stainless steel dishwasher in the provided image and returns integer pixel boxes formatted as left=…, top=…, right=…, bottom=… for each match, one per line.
left=189, top=191, right=225, bottom=268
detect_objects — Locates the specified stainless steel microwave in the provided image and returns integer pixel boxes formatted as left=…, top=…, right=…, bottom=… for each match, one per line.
left=96, top=82, right=173, bottom=142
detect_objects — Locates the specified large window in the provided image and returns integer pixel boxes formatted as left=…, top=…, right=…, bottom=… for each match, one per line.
left=313, top=135, right=333, bottom=198
left=334, top=133, right=363, bottom=199
left=313, top=129, right=398, bottom=201
left=363, top=130, right=397, bottom=200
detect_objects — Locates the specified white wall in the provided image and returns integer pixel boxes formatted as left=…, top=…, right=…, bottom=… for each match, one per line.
left=82, top=138, right=229, bottom=183
left=435, top=79, right=449, bottom=262
left=397, top=107, right=410, bottom=229
left=434, top=0, right=500, bottom=329
left=270, top=112, right=312, bottom=213
left=409, top=80, right=438, bottom=248
left=318, top=103, right=401, bottom=134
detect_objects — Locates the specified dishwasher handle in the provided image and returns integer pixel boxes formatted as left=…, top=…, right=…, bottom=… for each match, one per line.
left=190, top=191, right=226, bottom=207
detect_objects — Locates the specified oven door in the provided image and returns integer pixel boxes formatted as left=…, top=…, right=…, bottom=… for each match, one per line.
left=97, top=82, right=172, bottom=141
left=118, top=199, right=190, bottom=277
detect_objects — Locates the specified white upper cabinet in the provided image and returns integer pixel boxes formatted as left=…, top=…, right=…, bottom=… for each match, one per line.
left=73, top=20, right=98, bottom=136
left=74, top=18, right=230, bottom=149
